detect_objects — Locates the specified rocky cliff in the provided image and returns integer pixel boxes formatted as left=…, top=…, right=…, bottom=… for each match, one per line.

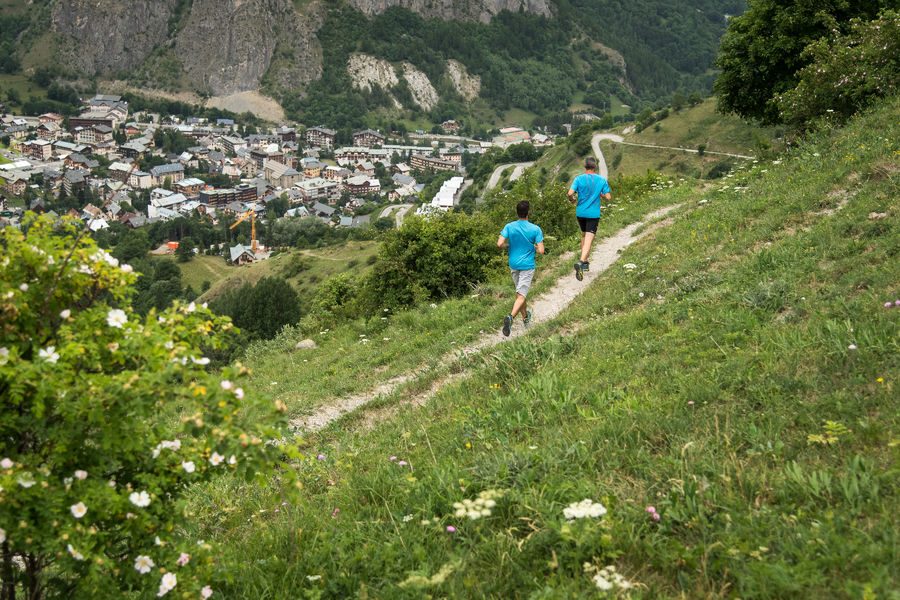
left=51, top=0, right=179, bottom=75
left=46, top=0, right=550, bottom=96
left=346, top=0, right=552, bottom=22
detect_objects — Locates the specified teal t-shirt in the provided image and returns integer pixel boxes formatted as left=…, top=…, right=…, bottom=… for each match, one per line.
left=570, top=173, right=611, bottom=218
left=501, top=220, right=544, bottom=271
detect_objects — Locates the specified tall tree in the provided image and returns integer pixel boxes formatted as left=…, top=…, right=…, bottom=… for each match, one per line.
left=714, top=0, right=887, bottom=123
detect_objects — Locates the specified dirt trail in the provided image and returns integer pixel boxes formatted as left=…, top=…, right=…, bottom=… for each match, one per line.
left=290, top=204, right=681, bottom=432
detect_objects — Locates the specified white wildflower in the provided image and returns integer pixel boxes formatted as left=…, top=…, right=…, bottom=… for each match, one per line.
left=19, top=283, right=28, bottom=292
left=157, top=572, right=177, bottom=597
left=67, top=544, right=84, bottom=561
left=563, top=499, right=607, bottom=520
left=38, top=346, right=59, bottom=364
left=17, top=474, right=36, bottom=488
left=623, top=263, right=637, bottom=270
left=70, top=502, right=88, bottom=519
left=306, top=575, right=322, bottom=582
left=233, top=388, right=244, bottom=400
left=228, top=455, right=237, bottom=466
left=182, top=461, right=196, bottom=474
left=129, top=491, right=152, bottom=508
left=59, top=309, right=71, bottom=320
left=106, top=309, right=128, bottom=328
left=0, top=458, right=12, bottom=469
left=121, top=264, right=133, bottom=274
left=209, top=452, right=224, bottom=467
left=190, top=356, right=210, bottom=366
left=134, top=555, right=155, bottom=574
left=74, top=470, right=88, bottom=480
left=0, top=347, right=8, bottom=365
left=220, top=380, right=233, bottom=391
left=200, top=586, right=214, bottom=599
left=402, top=514, right=414, bottom=522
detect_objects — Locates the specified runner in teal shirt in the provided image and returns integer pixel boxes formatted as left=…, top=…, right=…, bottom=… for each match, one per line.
left=567, top=156, right=612, bottom=280
left=497, top=201, right=545, bottom=336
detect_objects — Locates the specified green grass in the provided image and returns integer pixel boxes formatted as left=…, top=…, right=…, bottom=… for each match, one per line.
left=0, top=73, right=47, bottom=110
left=156, top=242, right=383, bottom=302
left=182, top=96, right=899, bottom=598
left=631, top=98, right=780, bottom=156
left=609, top=94, right=631, bottom=117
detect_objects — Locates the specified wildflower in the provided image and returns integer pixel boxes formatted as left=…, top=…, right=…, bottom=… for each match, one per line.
left=234, top=388, right=244, bottom=400
left=885, top=302, right=893, bottom=308
left=306, top=575, right=322, bottom=582
left=67, top=544, right=84, bottom=561
left=389, top=456, right=397, bottom=461
left=70, top=502, right=88, bottom=519
left=0, top=347, right=8, bottom=366
left=652, top=512, right=661, bottom=522
left=182, top=461, right=196, bottom=473
left=220, top=380, right=233, bottom=390
left=331, top=508, right=340, bottom=518
left=646, top=506, right=656, bottom=514
left=638, top=292, right=644, bottom=298
left=74, top=470, right=88, bottom=480
left=563, top=499, right=607, bottom=520
left=201, top=587, right=214, bottom=599
left=176, top=553, right=190, bottom=566
left=877, top=377, right=884, bottom=383
left=317, top=454, right=326, bottom=461
left=190, top=356, right=211, bottom=365
left=134, top=555, right=155, bottom=574
left=121, top=264, right=134, bottom=273
left=848, top=344, right=857, bottom=350
left=228, top=455, right=237, bottom=466
left=186, top=302, right=197, bottom=313
left=895, top=300, right=900, bottom=307
left=19, top=283, right=28, bottom=292
left=402, top=514, right=414, bottom=522
left=446, top=525, right=457, bottom=533
left=209, top=453, right=224, bottom=467
left=157, top=572, right=177, bottom=597
left=106, top=309, right=128, bottom=328
left=39, top=346, right=60, bottom=364
left=60, top=309, right=71, bottom=319
left=1, top=458, right=12, bottom=469
left=129, top=491, right=152, bottom=507
left=623, top=263, right=637, bottom=270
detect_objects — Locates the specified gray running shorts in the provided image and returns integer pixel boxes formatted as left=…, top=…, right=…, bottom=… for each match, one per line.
left=511, top=269, right=535, bottom=297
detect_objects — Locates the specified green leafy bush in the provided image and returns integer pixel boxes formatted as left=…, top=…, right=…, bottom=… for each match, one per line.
left=0, top=215, right=289, bottom=598
left=777, top=11, right=900, bottom=128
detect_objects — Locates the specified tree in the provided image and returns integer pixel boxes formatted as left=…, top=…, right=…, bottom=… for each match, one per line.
left=210, top=277, right=301, bottom=340
left=176, top=236, right=196, bottom=263
left=714, top=0, right=887, bottom=123
left=0, top=215, right=289, bottom=598
left=777, top=10, right=900, bottom=129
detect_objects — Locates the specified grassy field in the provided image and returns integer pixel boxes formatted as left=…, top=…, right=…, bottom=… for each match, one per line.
left=630, top=98, right=781, bottom=156
left=609, top=94, right=632, bottom=117
left=0, top=73, right=47, bottom=110
left=156, top=242, right=382, bottom=302
left=183, top=97, right=899, bottom=598
left=602, top=140, right=733, bottom=180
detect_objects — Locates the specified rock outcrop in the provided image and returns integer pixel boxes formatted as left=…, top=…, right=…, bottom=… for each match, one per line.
left=174, top=0, right=323, bottom=95
left=346, top=0, right=552, bottom=22
left=446, top=59, right=481, bottom=102
left=51, top=0, right=179, bottom=75
left=401, top=63, right=439, bottom=111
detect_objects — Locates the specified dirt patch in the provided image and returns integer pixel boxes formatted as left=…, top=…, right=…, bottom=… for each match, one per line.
left=207, top=91, right=286, bottom=122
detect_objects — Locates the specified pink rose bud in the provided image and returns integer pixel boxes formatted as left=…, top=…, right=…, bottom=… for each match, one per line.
left=652, top=512, right=661, bottom=522
left=446, top=525, right=457, bottom=533
left=895, top=300, right=900, bottom=307
left=886, top=302, right=893, bottom=308
left=646, top=506, right=656, bottom=514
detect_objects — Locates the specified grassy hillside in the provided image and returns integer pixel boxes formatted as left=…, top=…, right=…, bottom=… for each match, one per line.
left=155, top=241, right=381, bottom=302
left=184, top=98, right=898, bottom=597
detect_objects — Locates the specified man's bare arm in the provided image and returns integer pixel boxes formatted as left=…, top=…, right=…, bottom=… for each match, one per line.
left=536, top=241, right=545, bottom=255
left=497, top=235, right=507, bottom=249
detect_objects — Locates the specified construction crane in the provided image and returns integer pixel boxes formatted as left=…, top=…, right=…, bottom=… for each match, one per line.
left=230, top=210, right=258, bottom=254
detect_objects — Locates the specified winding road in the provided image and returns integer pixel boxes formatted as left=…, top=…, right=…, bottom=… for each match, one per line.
left=591, top=132, right=755, bottom=167
left=479, top=161, right=534, bottom=201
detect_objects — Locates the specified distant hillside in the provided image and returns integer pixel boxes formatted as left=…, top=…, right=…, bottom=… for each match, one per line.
left=2, top=0, right=745, bottom=125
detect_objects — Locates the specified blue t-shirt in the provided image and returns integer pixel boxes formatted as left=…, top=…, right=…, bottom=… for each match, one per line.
left=501, top=220, right=544, bottom=271
left=570, top=173, right=611, bottom=218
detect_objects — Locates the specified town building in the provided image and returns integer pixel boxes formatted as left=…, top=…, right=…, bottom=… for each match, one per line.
left=410, top=153, right=459, bottom=173
left=149, top=163, right=185, bottom=186
left=305, top=126, right=336, bottom=149
left=352, top=129, right=385, bottom=148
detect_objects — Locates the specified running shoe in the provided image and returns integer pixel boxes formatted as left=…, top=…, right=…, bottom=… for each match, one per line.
left=502, top=314, right=513, bottom=337
left=524, top=309, right=533, bottom=327
left=574, top=261, right=584, bottom=281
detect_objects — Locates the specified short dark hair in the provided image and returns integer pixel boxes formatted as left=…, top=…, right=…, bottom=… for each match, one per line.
left=585, top=157, right=598, bottom=171
left=516, top=200, right=530, bottom=219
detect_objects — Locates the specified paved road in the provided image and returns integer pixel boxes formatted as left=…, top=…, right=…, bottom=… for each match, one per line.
left=379, top=203, right=414, bottom=227
left=480, top=161, right=534, bottom=201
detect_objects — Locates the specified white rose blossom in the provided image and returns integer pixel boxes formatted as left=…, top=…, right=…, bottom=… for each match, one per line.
left=134, top=555, right=155, bottom=574
left=200, top=586, right=213, bottom=599
left=0, top=458, right=13, bottom=469
left=129, top=491, right=152, bottom=508
left=209, top=453, right=224, bottom=467
left=182, top=461, right=196, bottom=473
left=106, top=309, right=128, bottom=328
left=74, top=470, right=88, bottom=480
left=70, top=502, right=88, bottom=519
left=38, top=347, right=59, bottom=364
left=157, top=572, right=177, bottom=597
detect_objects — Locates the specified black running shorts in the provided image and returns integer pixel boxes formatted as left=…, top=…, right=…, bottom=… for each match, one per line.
left=577, top=217, right=600, bottom=234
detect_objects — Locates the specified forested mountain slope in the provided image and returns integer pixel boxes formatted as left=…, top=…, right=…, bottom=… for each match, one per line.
left=2, top=0, right=744, bottom=123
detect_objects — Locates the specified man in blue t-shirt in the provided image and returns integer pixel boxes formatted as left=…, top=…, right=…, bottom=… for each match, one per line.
left=497, top=200, right=545, bottom=337
left=567, top=156, right=612, bottom=281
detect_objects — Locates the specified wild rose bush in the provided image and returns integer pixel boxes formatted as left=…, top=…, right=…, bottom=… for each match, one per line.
left=0, top=215, right=289, bottom=599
